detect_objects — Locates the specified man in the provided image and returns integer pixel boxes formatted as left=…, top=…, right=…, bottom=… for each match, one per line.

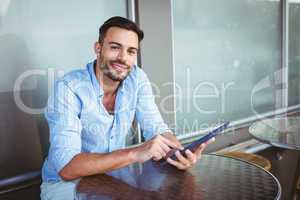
left=41, top=16, right=213, bottom=199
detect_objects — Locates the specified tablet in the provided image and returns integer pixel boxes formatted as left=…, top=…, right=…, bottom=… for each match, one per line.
left=167, top=121, right=230, bottom=160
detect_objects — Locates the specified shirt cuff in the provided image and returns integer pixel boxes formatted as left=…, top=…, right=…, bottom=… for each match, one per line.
left=49, top=148, right=80, bottom=174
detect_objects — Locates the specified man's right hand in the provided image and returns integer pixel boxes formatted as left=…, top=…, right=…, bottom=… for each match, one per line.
left=132, top=134, right=184, bottom=163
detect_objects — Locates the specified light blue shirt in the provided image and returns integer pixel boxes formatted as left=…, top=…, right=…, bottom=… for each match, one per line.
left=42, top=60, right=170, bottom=182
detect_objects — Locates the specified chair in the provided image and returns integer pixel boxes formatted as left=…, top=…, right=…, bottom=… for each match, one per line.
left=216, top=151, right=271, bottom=171
left=0, top=91, right=43, bottom=199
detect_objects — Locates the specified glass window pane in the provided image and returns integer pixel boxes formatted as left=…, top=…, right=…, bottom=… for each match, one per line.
left=288, top=1, right=300, bottom=106
left=173, top=0, right=281, bottom=134
left=0, top=0, right=126, bottom=179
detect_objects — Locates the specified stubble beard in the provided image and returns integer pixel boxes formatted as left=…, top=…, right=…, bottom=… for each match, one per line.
left=99, top=60, right=130, bottom=82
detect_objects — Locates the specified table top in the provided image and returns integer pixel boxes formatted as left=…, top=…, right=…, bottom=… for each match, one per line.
left=76, top=154, right=281, bottom=200
left=249, top=117, right=300, bottom=150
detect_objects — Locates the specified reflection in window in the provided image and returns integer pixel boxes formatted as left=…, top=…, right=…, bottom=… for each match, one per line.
left=0, top=0, right=126, bottom=176
left=172, top=0, right=281, bottom=134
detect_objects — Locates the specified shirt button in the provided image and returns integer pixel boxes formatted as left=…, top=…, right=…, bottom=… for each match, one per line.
left=110, top=136, right=113, bottom=139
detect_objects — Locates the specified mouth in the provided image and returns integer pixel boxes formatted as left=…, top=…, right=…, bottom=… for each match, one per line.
left=111, top=62, right=128, bottom=72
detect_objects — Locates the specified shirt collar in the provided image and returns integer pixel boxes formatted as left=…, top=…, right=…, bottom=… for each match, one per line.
left=119, top=65, right=137, bottom=94
left=87, top=60, right=104, bottom=97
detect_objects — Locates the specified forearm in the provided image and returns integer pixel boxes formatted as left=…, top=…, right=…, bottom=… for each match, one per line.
left=59, top=133, right=184, bottom=181
left=59, top=148, right=137, bottom=181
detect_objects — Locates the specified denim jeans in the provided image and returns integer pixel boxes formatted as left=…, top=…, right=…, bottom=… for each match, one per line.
left=40, top=180, right=79, bottom=200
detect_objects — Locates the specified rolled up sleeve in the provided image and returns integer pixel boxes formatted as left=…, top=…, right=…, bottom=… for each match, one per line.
left=136, top=69, right=170, bottom=140
left=45, top=80, right=82, bottom=173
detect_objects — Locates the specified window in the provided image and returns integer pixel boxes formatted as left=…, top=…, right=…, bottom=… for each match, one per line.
left=172, top=0, right=282, bottom=135
left=0, top=0, right=127, bottom=178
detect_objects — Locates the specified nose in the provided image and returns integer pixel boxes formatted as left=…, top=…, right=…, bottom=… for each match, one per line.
left=117, top=49, right=127, bottom=63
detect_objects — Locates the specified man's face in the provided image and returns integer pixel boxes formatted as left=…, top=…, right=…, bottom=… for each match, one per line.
left=95, top=27, right=139, bottom=82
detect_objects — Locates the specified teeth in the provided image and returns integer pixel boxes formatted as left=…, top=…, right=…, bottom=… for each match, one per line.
left=112, top=64, right=124, bottom=70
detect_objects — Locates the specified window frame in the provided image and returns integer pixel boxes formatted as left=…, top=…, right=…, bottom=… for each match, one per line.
left=136, top=0, right=300, bottom=144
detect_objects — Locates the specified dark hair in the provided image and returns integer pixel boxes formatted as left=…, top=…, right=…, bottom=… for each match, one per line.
left=98, top=16, right=144, bottom=43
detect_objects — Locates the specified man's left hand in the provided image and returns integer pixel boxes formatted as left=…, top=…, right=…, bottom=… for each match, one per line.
left=162, top=133, right=215, bottom=170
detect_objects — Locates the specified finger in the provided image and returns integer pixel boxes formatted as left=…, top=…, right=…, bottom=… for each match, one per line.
left=160, top=135, right=184, bottom=150
left=162, top=133, right=184, bottom=149
left=185, top=149, right=197, bottom=164
left=156, top=146, right=167, bottom=159
left=205, top=137, right=215, bottom=145
left=152, top=157, right=160, bottom=161
left=194, top=137, right=215, bottom=156
left=166, top=158, right=186, bottom=170
left=152, top=137, right=169, bottom=158
left=152, top=151, right=163, bottom=161
left=164, top=149, right=177, bottom=160
left=194, top=143, right=206, bottom=157
left=149, top=142, right=166, bottom=160
left=157, top=139, right=171, bottom=154
left=174, top=151, right=190, bottom=167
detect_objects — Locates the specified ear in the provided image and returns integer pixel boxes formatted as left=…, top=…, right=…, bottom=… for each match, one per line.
left=94, top=42, right=101, bottom=55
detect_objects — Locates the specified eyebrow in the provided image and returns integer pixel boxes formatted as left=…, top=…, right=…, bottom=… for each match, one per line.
left=108, top=42, right=138, bottom=51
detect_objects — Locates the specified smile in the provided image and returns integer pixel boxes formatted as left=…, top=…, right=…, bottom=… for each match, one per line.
left=111, top=63, right=127, bottom=72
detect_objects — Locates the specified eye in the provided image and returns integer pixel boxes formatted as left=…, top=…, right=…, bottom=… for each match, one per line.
left=110, top=45, right=120, bottom=50
left=128, top=49, right=137, bottom=56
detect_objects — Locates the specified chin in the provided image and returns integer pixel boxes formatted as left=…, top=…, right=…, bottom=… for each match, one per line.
left=108, top=72, right=129, bottom=82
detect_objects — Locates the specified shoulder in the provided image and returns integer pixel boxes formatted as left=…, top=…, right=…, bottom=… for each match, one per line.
left=57, top=68, right=90, bottom=92
left=62, top=68, right=89, bottom=85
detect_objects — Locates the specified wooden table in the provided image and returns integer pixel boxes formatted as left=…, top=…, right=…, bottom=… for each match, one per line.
left=76, top=154, right=281, bottom=200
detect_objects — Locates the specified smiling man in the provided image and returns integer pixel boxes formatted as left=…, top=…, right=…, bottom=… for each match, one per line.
left=40, top=16, right=212, bottom=199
